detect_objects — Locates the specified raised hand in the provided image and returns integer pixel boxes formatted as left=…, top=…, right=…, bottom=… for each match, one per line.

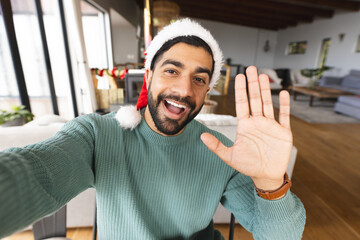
left=201, top=66, right=293, bottom=190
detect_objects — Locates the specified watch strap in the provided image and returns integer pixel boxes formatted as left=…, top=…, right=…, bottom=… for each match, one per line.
left=255, top=173, right=292, bottom=200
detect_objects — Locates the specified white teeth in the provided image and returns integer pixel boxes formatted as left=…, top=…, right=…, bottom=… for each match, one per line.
left=165, top=100, right=186, bottom=109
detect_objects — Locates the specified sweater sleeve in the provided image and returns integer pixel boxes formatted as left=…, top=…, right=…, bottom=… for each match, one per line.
left=0, top=115, right=96, bottom=238
left=221, top=172, right=306, bottom=240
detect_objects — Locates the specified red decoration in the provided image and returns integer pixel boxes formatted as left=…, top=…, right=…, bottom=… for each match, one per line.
left=119, top=69, right=128, bottom=80
left=136, top=77, right=148, bottom=110
left=111, top=67, right=117, bottom=78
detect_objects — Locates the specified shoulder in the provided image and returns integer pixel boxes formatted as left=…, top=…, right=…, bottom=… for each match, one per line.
left=61, top=112, right=121, bottom=134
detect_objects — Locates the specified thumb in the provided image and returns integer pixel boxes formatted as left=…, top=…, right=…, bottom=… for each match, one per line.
left=201, top=132, right=232, bottom=163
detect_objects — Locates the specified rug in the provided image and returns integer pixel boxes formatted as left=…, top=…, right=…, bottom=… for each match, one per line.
left=271, top=94, right=360, bottom=124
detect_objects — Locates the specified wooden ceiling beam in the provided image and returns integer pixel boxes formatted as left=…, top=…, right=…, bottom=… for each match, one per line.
left=181, top=10, right=283, bottom=30
left=180, top=6, right=297, bottom=27
left=176, top=0, right=318, bottom=20
left=269, top=0, right=360, bottom=11
left=220, top=0, right=334, bottom=18
left=176, top=1, right=313, bottom=23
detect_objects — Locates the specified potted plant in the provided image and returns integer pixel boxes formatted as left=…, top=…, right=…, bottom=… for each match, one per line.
left=300, top=66, right=333, bottom=89
left=0, top=105, right=34, bottom=127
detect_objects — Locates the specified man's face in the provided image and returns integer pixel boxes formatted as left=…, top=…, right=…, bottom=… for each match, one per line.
left=144, top=42, right=213, bottom=136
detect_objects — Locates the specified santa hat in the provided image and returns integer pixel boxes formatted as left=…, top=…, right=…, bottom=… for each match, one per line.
left=116, top=18, right=224, bottom=130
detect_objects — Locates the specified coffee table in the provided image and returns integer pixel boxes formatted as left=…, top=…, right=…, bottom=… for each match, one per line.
left=292, top=86, right=353, bottom=106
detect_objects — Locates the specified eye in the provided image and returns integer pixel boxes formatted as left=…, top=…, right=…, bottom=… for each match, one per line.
left=194, top=77, right=206, bottom=85
left=165, top=69, right=177, bottom=74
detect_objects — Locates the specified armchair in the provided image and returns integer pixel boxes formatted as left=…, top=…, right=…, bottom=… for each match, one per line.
left=290, top=69, right=312, bottom=87
left=258, top=68, right=282, bottom=90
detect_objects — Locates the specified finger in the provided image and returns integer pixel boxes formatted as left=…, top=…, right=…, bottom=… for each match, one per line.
left=235, top=74, right=249, bottom=120
left=259, top=74, right=274, bottom=119
left=246, top=66, right=263, bottom=117
left=279, top=90, right=291, bottom=129
left=201, top=133, right=232, bottom=163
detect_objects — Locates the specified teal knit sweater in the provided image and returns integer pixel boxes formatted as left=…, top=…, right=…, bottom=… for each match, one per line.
left=0, top=112, right=305, bottom=239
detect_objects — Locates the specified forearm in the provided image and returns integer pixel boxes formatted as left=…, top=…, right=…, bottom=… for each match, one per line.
left=251, top=190, right=306, bottom=240
left=0, top=116, right=96, bottom=237
left=222, top=173, right=305, bottom=240
left=0, top=152, right=60, bottom=237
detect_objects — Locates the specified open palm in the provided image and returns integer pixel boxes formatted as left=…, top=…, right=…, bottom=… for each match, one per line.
left=201, top=66, right=293, bottom=184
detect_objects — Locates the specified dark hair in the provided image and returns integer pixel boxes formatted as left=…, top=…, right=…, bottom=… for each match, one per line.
left=150, top=35, right=215, bottom=78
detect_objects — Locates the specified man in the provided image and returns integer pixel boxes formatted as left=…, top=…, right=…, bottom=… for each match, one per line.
left=0, top=19, right=305, bottom=239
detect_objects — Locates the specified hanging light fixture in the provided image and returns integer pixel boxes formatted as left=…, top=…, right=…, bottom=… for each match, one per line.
left=153, top=1, right=180, bottom=32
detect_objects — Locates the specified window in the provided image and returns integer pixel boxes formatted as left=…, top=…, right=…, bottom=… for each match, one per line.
left=11, top=0, right=54, bottom=117
left=80, top=0, right=109, bottom=69
left=1, top=0, right=77, bottom=120
left=41, top=0, right=75, bottom=119
left=287, top=41, right=307, bottom=55
left=318, top=38, right=331, bottom=68
left=0, top=9, right=21, bottom=111
left=356, top=35, right=360, bottom=53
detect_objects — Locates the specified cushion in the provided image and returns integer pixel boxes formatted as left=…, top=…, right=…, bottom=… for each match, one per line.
left=24, top=114, right=68, bottom=127
left=334, top=102, right=360, bottom=120
left=349, top=70, right=360, bottom=78
left=337, top=96, right=360, bottom=108
left=341, top=75, right=360, bottom=89
left=291, top=69, right=311, bottom=85
left=259, top=68, right=282, bottom=84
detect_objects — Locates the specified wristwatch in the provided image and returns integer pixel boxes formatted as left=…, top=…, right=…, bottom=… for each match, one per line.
left=255, top=173, right=292, bottom=200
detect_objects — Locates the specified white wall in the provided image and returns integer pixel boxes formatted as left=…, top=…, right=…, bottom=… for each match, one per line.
left=192, top=18, right=278, bottom=70
left=274, top=11, right=360, bottom=76
left=110, top=9, right=138, bottom=64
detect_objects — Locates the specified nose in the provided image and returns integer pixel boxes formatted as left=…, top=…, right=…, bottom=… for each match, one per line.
left=170, top=74, right=194, bottom=97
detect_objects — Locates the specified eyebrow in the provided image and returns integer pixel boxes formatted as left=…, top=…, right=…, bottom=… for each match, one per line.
left=195, top=67, right=211, bottom=79
left=161, top=59, right=211, bottom=79
left=160, top=59, right=184, bottom=68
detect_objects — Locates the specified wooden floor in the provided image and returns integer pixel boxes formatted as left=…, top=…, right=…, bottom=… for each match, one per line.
left=5, top=91, right=360, bottom=240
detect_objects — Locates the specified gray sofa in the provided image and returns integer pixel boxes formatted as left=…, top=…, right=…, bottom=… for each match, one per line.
left=319, top=70, right=360, bottom=119
left=319, top=69, right=360, bottom=95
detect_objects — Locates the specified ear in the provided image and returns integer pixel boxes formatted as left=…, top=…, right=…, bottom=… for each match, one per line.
left=145, top=69, right=153, bottom=89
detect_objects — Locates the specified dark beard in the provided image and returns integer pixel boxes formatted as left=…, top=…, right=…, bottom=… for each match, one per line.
left=147, top=89, right=204, bottom=135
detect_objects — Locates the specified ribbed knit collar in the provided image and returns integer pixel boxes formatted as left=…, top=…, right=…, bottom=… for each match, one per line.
left=137, top=109, right=195, bottom=146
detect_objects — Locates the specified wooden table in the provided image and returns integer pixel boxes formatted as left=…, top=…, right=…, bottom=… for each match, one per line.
left=292, top=86, right=353, bottom=106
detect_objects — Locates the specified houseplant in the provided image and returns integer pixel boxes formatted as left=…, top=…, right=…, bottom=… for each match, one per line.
left=300, top=66, right=333, bottom=89
left=0, top=105, right=34, bottom=127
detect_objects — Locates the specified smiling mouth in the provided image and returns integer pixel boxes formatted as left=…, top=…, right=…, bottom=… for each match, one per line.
left=163, top=99, right=187, bottom=116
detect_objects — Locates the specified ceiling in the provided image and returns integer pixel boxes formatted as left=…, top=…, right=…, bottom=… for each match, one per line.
left=136, top=0, right=360, bottom=31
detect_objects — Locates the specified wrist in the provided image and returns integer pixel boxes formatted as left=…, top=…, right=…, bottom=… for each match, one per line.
left=253, top=173, right=292, bottom=200
left=252, top=177, right=284, bottom=191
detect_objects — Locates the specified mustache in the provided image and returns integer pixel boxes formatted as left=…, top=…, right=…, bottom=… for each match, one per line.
left=157, top=93, right=196, bottom=110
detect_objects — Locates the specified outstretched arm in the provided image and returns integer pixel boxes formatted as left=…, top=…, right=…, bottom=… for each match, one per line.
left=0, top=116, right=95, bottom=238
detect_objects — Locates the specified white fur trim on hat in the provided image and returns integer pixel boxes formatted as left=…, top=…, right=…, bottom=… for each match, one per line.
left=115, top=105, right=142, bottom=130
left=145, top=18, right=224, bottom=89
